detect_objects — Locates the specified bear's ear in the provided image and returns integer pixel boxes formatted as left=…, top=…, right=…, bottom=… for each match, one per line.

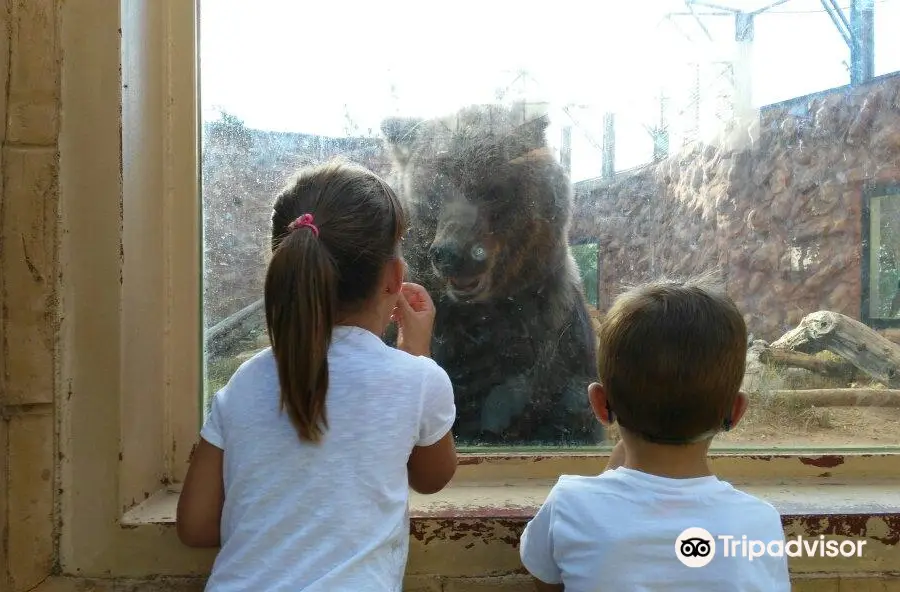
left=381, top=116, right=423, bottom=147
left=516, top=114, right=550, bottom=149
left=381, top=116, right=424, bottom=166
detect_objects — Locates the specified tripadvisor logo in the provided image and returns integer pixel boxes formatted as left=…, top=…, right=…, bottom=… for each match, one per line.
left=675, top=527, right=716, bottom=567
left=675, top=528, right=867, bottom=567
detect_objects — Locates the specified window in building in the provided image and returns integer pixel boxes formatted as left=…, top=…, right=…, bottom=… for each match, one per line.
left=862, top=185, right=900, bottom=328
left=199, top=0, right=900, bottom=451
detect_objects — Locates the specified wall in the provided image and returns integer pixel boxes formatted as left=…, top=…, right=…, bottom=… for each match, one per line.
left=1, top=0, right=60, bottom=589
left=0, top=3, right=898, bottom=591
left=571, top=74, right=900, bottom=341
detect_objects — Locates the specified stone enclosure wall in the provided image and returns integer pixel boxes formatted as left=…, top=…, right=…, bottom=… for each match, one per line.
left=571, top=74, right=900, bottom=341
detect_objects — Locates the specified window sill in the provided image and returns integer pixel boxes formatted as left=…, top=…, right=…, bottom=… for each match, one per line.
left=124, top=479, right=900, bottom=525
left=122, top=453, right=900, bottom=575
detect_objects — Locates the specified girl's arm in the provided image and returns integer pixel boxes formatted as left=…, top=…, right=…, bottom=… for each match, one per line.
left=408, top=431, right=457, bottom=494
left=176, top=438, right=225, bottom=547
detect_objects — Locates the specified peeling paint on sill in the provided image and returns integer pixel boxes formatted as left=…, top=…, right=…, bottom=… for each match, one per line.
left=410, top=513, right=900, bottom=549
left=785, top=514, right=900, bottom=547
left=411, top=518, right=524, bottom=547
left=799, top=455, right=846, bottom=468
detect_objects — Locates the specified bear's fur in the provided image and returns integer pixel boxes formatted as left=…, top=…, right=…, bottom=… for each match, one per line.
left=381, top=103, right=601, bottom=445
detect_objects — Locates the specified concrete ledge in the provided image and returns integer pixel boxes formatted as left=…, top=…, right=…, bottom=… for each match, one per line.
left=31, top=573, right=900, bottom=591
left=122, top=478, right=900, bottom=578
left=124, top=480, right=900, bottom=524
left=114, top=453, right=900, bottom=581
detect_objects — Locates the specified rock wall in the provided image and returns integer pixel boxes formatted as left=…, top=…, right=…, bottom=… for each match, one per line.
left=572, top=74, right=900, bottom=341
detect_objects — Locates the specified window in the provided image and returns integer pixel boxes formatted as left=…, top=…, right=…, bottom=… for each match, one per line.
left=50, top=0, right=900, bottom=582
left=862, top=184, right=900, bottom=328
left=199, top=0, right=900, bottom=452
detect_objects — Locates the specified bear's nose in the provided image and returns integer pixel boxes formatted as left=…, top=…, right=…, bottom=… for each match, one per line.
left=429, top=243, right=465, bottom=274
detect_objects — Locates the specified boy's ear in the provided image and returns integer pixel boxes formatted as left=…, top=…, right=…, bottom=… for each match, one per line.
left=726, top=391, right=750, bottom=430
left=588, top=382, right=613, bottom=425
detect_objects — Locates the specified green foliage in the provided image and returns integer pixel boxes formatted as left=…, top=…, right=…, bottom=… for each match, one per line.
left=571, top=243, right=599, bottom=307
left=203, top=353, right=247, bottom=412
left=876, top=243, right=898, bottom=316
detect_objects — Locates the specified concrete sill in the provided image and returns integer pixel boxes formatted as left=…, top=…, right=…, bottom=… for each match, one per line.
left=123, top=478, right=900, bottom=529
left=122, top=452, right=900, bottom=574
left=124, top=452, right=900, bottom=525
left=122, top=456, right=900, bottom=574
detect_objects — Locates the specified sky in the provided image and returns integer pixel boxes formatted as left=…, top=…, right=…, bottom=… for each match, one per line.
left=199, top=0, right=900, bottom=182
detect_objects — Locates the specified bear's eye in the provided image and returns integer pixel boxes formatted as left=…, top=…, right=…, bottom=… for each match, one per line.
left=471, top=246, right=487, bottom=261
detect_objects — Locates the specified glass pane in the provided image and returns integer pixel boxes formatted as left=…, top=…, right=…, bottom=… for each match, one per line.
left=200, top=0, right=900, bottom=450
left=865, top=191, right=900, bottom=320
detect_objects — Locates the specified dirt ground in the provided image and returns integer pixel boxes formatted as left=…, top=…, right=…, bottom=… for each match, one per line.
left=596, top=379, right=900, bottom=448
left=665, top=399, right=900, bottom=448
left=588, top=307, right=900, bottom=449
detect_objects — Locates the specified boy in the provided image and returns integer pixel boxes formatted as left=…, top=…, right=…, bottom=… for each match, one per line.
left=519, top=278, right=791, bottom=591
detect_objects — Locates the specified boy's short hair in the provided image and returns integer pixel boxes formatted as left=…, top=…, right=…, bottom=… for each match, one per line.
left=597, top=275, right=747, bottom=444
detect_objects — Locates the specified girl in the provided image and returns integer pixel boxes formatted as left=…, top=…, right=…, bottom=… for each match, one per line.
left=177, top=161, right=458, bottom=591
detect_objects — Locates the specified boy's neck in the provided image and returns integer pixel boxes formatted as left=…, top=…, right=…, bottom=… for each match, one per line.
left=620, top=434, right=715, bottom=479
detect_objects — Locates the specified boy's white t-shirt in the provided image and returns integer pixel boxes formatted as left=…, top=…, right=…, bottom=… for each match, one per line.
left=201, top=325, right=456, bottom=592
left=520, top=468, right=791, bottom=592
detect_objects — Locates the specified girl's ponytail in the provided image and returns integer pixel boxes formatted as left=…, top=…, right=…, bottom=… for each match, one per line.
left=265, top=162, right=407, bottom=444
left=264, top=222, right=336, bottom=443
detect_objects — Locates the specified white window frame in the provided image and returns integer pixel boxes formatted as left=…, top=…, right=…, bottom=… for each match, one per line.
left=58, top=0, right=205, bottom=574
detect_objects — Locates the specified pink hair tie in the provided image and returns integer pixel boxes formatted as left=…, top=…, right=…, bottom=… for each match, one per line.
left=288, top=213, right=319, bottom=237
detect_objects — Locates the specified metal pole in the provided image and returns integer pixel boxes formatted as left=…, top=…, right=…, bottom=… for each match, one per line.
left=602, top=113, right=615, bottom=180
left=560, top=126, right=572, bottom=175
left=596, top=239, right=604, bottom=312
left=733, top=11, right=754, bottom=124
left=850, top=0, right=875, bottom=85
left=654, top=93, right=669, bottom=162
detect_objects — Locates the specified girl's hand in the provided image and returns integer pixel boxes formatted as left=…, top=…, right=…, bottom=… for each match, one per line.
left=391, top=282, right=435, bottom=357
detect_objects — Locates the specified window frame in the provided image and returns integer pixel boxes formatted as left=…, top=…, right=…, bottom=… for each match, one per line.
left=861, top=181, right=900, bottom=329
left=58, top=0, right=209, bottom=575
left=56, top=0, right=900, bottom=579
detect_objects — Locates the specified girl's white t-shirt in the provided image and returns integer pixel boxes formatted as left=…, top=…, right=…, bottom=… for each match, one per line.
left=201, top=325, right=456, bottom=592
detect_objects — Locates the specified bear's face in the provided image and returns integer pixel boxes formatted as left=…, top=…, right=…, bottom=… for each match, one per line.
left=382, top=103, right=572, bottom=302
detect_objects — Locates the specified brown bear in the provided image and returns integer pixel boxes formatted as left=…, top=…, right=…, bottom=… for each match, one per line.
left=381, top=102, right=601, bottom=445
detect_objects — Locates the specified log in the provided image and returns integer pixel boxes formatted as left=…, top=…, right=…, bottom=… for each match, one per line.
left=769, top=388, right=900, bottom=408
left=758, top=347, right=856, bottom=379
left=770, top=311, right=900, bottom=388
left=741, top=340, right=768, bottom=394
left=882, top=328, right=900, bottom=345
left=205, top=298, right=265, bottom=358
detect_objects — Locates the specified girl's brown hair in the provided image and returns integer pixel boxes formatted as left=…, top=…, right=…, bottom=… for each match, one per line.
left=265, top=161, right=406, bottom=443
